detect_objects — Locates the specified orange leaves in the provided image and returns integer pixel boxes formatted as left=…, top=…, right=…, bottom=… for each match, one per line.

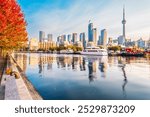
left=0, top=0, right=28, bottom=49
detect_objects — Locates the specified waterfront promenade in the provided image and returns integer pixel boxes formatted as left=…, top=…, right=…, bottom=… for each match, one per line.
left=0, top=54, right=42, bottom=100
left=0, top=56, right=5, bottom=99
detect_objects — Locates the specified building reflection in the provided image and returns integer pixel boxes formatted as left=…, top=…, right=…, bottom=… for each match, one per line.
left=99, top=63, right=107, bottom=78
left=38, top=54, right=54, bottom=74
left=117, top=57, right=128, bottom=99
left=72, top=57, right=79, bottom=70
left=108, top=56, right=114, bottom=67
left=57, top=56, right=66, bottom=68
left=34, top=55, right=86, bottom=73
left=14, top=53, right=27, bottom=72
left=86, top=56, right=108, bottom=82
left=88, top=60, right=97, bottom=82
left=57, top=56, right=73, bottom=69
left=28, top=54, right=39, bottom=66
left=79, top=58, right=86, bottom=71
left=13, top=53, right=150, bottom=100
left=99, top=56, right=108, bottom=78
left=38, top=56, right=43, bottom=74
left=14, top=54, right=111, bottom=82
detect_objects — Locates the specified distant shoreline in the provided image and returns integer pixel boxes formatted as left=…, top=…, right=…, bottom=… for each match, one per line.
left=15, top=51, right=147, bottom=57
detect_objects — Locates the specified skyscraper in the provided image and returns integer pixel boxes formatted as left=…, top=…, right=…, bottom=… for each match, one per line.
left=39, top=31, right=45, bottom=42
left=80, top=32, right=86, bottom=48
left=72, top=33, right=77, bottom=44
left=88, top=21, right=93, bottom=42
left=122, top=6, right=126, bottom=39
left=80, top=33, right=83, bottom=42
left=67, top=34, right=72, bottom=42
left=92, top=28, right=97, bottom=45
left=101, top=29, right=107, bottom=47
left=61, top=35, right=66, bottom=42
left=47, top=34, right=53, bottom=42
left=57, top=36, right=61, bottom=42
left=98, top=36, right=101, bottom=45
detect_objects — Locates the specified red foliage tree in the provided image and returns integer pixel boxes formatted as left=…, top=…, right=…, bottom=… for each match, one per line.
left=0, top=0, right=28, bottom=50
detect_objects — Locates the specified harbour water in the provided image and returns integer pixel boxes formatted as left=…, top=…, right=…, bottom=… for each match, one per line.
left=13, top=53, right=150, bottom=100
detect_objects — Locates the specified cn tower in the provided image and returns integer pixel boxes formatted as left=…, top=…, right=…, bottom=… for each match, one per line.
left=122, top=6, right=126, bottom=39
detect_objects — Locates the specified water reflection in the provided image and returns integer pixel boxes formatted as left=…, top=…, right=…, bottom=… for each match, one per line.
left=88, top=60, right=96, bottom=82
left=99, top=59, right=107, bottom=78
left=121, top=64, right=128, bottom=99
left=13, top=53, right=150, bottom=100
left=80, top=58, right=86, bottom=71
left=14, top=54, right=27, bottom=72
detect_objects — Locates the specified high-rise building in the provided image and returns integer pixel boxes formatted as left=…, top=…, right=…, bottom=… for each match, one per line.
left=92, top=28, right=97, bottom=45
left=147, top=37, right=150, bottom=49
left=118, top=35, right=125, bottom=45
left=61, top=35, right=66, bottom=42
left=48, top=34, right=53, bottom=42
left=137, top=38, right=146, bottom=48
left=67, top=34, right=72, bottom=42
left=80, top=33, right=86, bottom=48
left=98, top=36, right=101, bottom=45
left=100, top=29, right=107, bottom=47
left=29, top=38, right=39, bottom=51
left=122, top=6, right=126, bottom=41
left=72, top=33, right=77, bottom=44
left=79, top=33, right=84, bottom=42
left=88, top=21, right=93, bottom=42
left=57, top=36, right=61, bottom=42
left=39, top=31, right=45, bottom=42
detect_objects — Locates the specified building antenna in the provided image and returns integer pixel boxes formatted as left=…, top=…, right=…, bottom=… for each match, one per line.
left=123, top=0, right=126, bottom=19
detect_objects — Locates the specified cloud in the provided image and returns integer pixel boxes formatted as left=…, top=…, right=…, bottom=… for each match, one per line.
left=23, top=0, right=150, bottom=41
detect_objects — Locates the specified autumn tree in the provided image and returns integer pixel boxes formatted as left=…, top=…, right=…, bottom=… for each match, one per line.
left=108, top=46, right=122, bottom=52
left=0, top=0, right=28, bottom=51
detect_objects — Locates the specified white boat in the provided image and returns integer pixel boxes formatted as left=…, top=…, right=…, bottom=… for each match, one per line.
left=60, top=49, right=74, bottom=54
left=67, top=49, right=74, bottom=54
left=80, top=46, right=108, bottom=56
left=60, top=50, right=67, bottom=54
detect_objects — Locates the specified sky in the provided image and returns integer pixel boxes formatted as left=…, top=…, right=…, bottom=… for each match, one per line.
left=17, top=0, right=150, bottom=41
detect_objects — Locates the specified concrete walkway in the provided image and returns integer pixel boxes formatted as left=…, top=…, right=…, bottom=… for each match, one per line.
left=0, top=54, right=42, bottom=100
left=4, top=76, right=20, bottom=100
left=11, top=54, right=42, bottom=100
left=0, top=55, right=5, bottom=100
left=0, top=85, right=4, bottom=100
left=1, top=56, right=32, bottom=100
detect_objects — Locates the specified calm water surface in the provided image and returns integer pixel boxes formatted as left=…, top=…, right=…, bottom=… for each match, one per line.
left=13, top=53, right=150, bottom=100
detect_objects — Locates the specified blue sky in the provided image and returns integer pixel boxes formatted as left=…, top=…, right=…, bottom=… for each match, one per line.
left=18, top=0, right=150, bottom=41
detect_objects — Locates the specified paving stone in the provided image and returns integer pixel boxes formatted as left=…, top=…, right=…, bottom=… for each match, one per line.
left=5, top=76, right=20, bottom=100
left=0, top=85, right=5, bottom=100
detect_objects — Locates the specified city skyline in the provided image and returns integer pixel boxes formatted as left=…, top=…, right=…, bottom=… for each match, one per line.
left=18, top=0, right=150, bottom=41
